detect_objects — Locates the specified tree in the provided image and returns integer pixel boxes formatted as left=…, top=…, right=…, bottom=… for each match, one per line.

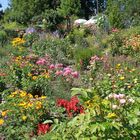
left=106, top=0, right=140, bottom=28
left=5, top=0, right=61, bottom=24
left=0, top=4, right=4, bottom=20
left=58, top=0, right=81, bottom=30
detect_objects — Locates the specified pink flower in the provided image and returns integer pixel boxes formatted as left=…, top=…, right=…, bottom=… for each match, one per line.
left=119, top=99, right=126, bottom=104
left=36, top=58, right=46, bottom=65
left=63, top=67, right=72, bottom=71
left=113, top=94, right=120, bottom=99
left=55, top=70, right=63, bottom=76
left=91, top=55, right=100, bottom=61
left=71, top=71, right=79, bottom=78
left=49, top=64, right=55, bottom=69
left=55, top=63, right=63, bottom=68
left=118, top=94, right=125, bottom=99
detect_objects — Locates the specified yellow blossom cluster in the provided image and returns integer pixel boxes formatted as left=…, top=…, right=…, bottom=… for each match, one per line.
left=28, top=72, right=50, bottom=80
left=12, top=37, right=25, bottom=47
left=8, top=90, right=47, bottom=110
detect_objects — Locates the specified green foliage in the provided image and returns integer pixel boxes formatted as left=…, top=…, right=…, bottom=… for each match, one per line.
left=32, top=38, right=73, bottom=64
left=74, top=47, right=102, bottom=70
left=0, top=30, right=7, bottom=47
left=58, top=0, right=81, bottom=17
left=42, top=9, right=63, bottom=30
left=106, top=0, right=140, bottom=28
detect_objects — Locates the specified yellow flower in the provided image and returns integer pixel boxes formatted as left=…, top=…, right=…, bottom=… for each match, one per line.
left=12, top=37, right=25, bottom=47
left=20, top=91, right=27, bottom=97
left=120, top=76, right=125, bottom=80
left=28, top=93, right=33, bottom=98
left=28, top=73, right=32, bottom=77
left=41, top=96, right=47, bottom=99
left=131, top=68, right=136, bottom=72
left=1, top=111, right=7, bottom=117
left=35, top=101, right=42, bottom=110
left=22, top=116, right=27, bottom=121
left=117, top=64, right=121, bottom=67
left=127, top=85, right=131, bottom=89
left=44, top=72, right=50, bottom=78
left=107, top=113, right=117, bottom=119
left=9, top=94, right=14, bottom=98
left=18, top=102, right=26, bottom=107
left=0, top=119, right=4, bottom=125
left=11, top=91, right=18, bottom=95
left=32, top=76, right=38, bottom=80
left=27, top=102, right=33, bottom=108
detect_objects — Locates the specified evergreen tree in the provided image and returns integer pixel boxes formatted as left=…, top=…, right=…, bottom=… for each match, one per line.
left=58, top=0, right=81, bottom=29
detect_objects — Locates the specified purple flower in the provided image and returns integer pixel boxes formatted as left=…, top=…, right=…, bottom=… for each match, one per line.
left=26, top=27, right=36, bottom=34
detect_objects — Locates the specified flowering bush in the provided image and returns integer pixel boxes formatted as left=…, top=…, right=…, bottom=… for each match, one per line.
left=0, top=90, right=48, bottom=139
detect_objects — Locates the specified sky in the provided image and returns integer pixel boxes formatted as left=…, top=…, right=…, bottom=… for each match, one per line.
left=0, top=0, right=9, bottom=10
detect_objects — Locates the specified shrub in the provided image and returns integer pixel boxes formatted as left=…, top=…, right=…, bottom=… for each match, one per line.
left=0, top=30, right=7, bottom=47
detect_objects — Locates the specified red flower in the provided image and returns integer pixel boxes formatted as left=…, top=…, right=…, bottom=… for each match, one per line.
left=37, top=123, right=50, bottom=135
left=57, top=96, right=84, bottom=117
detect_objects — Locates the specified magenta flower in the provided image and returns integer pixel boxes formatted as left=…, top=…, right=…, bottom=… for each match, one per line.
left=36, top=58, right=46, bottom=65
left=49, top=64, right=55, bottom=69
left=71, top=71, right=79, bottom=78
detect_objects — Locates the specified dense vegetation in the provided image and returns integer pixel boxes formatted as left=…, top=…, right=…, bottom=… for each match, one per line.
left=0, top=0, right=140, bottom=139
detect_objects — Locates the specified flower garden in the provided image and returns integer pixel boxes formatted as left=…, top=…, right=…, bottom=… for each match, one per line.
left=0, top=0, right=140, bottom=139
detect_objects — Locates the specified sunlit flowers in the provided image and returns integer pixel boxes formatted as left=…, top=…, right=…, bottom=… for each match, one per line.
left=12, top=37, right=25, bottom=47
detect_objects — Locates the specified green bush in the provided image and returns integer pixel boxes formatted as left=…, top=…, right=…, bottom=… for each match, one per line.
left=74, top=47, right=102, bottom=70
left=0, top=30, right=7, bottom=47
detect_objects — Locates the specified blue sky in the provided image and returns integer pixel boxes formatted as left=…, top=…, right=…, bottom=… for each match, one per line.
left=0, top=0, right=9, bottom=10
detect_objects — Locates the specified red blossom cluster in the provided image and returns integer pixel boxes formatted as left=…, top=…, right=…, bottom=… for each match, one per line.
left=57, top=96, right=84, bottom=117
left=37, top=123, right=51, bottom=135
